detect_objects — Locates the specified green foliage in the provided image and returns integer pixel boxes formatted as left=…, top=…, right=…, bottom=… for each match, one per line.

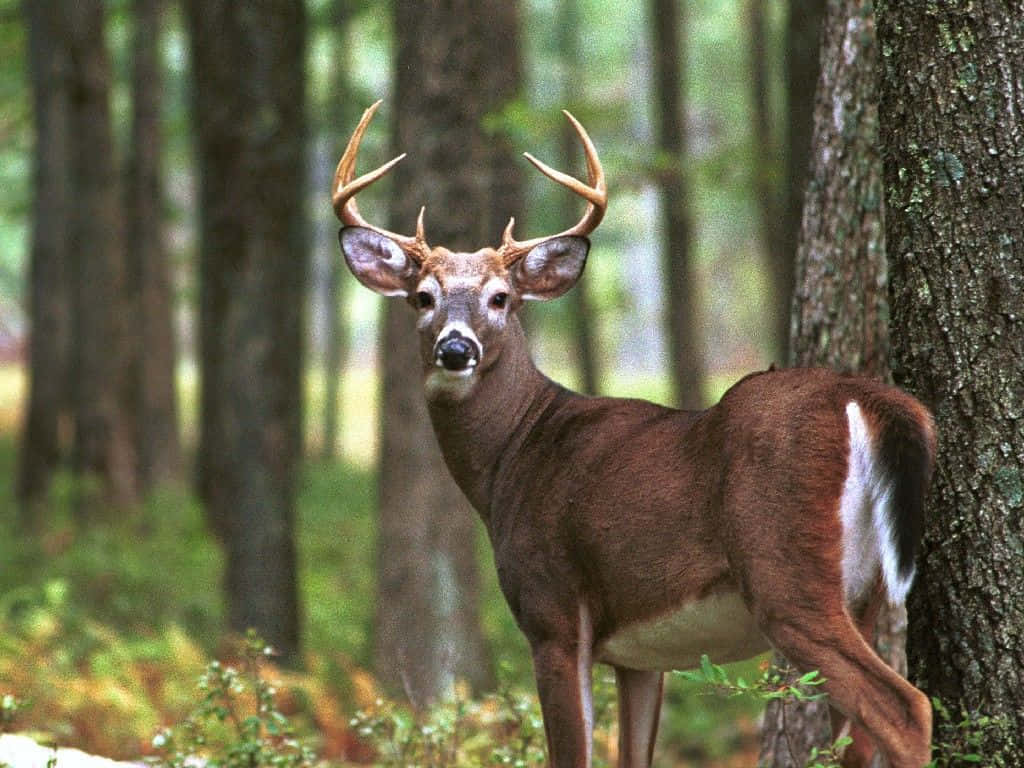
left=804, top=736, right=854, bottom=768
left=298, top=459, right=377, bottom=670
left=1, top=693, right=26, bottom=734
left=150, top=631, right=317, bottom=768
left=0, top=482, right=224, bottom=646
left=0, top=576, right=211, bottom=755
left=677, top=653, right=826, bottom=703
left=927, top=697, right=1004, bottom=768
left=676, top=655, right=851, bottom=768
left=349, top=671, right=618, bottom=768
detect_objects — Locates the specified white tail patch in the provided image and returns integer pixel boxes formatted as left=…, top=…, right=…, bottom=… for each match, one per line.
left=840, top=402, right=914, bottom=606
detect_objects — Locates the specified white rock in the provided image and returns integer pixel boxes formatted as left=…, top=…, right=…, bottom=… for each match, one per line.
left=0, top=734, right=144, bottom=768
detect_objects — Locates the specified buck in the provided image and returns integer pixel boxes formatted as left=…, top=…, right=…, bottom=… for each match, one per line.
left=333, top=101, right=935, bottom=768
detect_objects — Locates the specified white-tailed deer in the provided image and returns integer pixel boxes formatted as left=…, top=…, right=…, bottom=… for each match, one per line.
left=334, top=101, right=935, bottom=768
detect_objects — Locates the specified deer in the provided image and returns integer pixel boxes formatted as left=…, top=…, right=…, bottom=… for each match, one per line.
left=332, top=101, right=935, bottom=768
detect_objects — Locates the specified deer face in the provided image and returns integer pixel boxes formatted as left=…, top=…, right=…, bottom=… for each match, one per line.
left=340, top=228, right=589, bottom=399
left=333, top=101, right=604, bottom=400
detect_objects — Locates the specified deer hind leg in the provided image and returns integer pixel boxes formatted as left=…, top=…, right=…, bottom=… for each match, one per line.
left=614, top=667, right=663, bottom=768
left=827, top=587, right=890, bottom=768
left=761, top=607, right=931, bottom=768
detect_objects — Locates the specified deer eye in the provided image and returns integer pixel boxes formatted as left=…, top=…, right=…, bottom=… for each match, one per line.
left=490, top=292, right=509, bottom=310
left=416, top=291, right=434, bottom=310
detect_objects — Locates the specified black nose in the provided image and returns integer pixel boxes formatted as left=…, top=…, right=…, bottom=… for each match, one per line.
left=436, top=333, right=478, bottom=371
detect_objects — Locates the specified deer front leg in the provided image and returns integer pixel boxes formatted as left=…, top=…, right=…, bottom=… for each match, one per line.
left=532, top=639, right=594, bottom=768
left=614, top=667, right=663, bottom=768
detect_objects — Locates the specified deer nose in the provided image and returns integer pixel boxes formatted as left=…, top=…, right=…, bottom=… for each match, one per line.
left=435, top=330, right=479, bottom=372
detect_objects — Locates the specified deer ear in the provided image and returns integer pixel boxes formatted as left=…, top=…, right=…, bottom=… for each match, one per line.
left=339, top=226, right=418, bottom=297
left=511, top=236, right=590, bottom=301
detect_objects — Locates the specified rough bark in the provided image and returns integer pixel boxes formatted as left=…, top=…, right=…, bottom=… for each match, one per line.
left=375, top=0, right=504, bottom=705
left=879, top=1, right=1024, bottom=760
left=64, top=0, right=137, bottom=511
left=777, top=0, right=825, bottom=366
left=186, top=0, right=307, bottom=664
left=559, top=0, right=600, bottom=396
left=18, top=0, right=72, bottom=520
left=126, top=0, right=181, bottom=489
left=649, top=0, right=703, bottom=410
left=760, top=2, right=905, bottom=764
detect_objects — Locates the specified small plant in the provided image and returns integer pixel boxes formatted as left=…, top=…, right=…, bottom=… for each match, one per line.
left=677, top=655, right=849, bottom=768
left=349, top=672, right=620, bottom=767
left=149, top=630, right=316, bottom=768
left=349, top=683, right=549, bottom=768
left=677, top=654, right=827, bottom=703
left=927, top=696, right=1003, bottom=767
left=1, top=693, right=27, bottom=734
left=805, top=736, right=853, bottom=768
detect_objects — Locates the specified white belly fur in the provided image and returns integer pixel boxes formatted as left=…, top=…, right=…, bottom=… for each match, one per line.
left=595, top=591, right=770, bottom=671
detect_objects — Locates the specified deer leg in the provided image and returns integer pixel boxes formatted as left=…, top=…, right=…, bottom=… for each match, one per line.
left=532, top=639, right=594, bottom=768
left=761, top=610, right=931, bottom=768
left=614, top=667, right=663, bottom=768
left=829, top=589, right=888, bottom=768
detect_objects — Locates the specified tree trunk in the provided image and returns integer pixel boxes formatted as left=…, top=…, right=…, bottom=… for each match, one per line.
left=126, top=0, right=181, bottom=490
left=760, top=3, right=891, bottom=763
left=746, top=0, right=786, bottom=368
left=186, top=0, right=307, bottom=665
left=879, top=1, right=1024, bottom=759
left=319, top=0, right=356, bottom=463
left=559, top=0, right=600, bottom=396
left=18, top=0, right=72, bottom=522
left=649, top=0, right=703, bottom=410
left=65, top=0, right=137, bottom=512
left=374, top=0, right=516, bottom=705
left=776, top=0, right=825, bottom=366
left=479, top=0, right=525, bottom=249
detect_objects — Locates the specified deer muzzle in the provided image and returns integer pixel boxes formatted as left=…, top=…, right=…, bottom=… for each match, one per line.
left=434, top=328, right=480, bottom=373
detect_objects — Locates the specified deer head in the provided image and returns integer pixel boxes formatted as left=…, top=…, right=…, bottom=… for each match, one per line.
left=334, top=101, right=606, bottom=400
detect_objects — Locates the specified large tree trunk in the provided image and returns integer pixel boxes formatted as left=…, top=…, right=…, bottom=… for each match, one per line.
left=775, top=0, right=825, bottom=366
left=649, top=0, right=703, bottom=410
left=186, top=0, right=307, bottom=665
left=64, top=0, right=137, bottom=512
left=374, top=0, right=505, bottom=705
left=760, top=2, right=892, bottom=763
left=879, top=1, right=1024, bottom=759
left=18, top=0, right=72, bottom=522
left=126, top=0, right=181, bottom=490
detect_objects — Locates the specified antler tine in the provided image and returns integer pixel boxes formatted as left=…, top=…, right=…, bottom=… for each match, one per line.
left=499, top=110, right=607, bottom=265
left=331, top=100, right=429, bottom=260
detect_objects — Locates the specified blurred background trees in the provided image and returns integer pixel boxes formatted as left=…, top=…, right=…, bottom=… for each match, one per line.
left=3, top=0, right=1022, bottom=763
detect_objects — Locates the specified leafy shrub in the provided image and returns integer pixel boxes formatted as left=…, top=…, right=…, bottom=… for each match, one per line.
left=348, top=670, right=619, bottom=768
left=928, top=696, right=1004, bottom=768
left=677, top=655, right=848, bottom=768
left=0, top=579, right=206, bottom=756
left=150, top=631, right=317, bottom=768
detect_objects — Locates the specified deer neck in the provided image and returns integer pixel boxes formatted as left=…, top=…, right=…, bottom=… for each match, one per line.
left=425, top=315, right=561, bottom=520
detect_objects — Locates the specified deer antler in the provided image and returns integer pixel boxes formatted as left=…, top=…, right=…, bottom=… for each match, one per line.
left=332, top=100, right=430, bottom=263
left=498, top=110, right=607, bottom=266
